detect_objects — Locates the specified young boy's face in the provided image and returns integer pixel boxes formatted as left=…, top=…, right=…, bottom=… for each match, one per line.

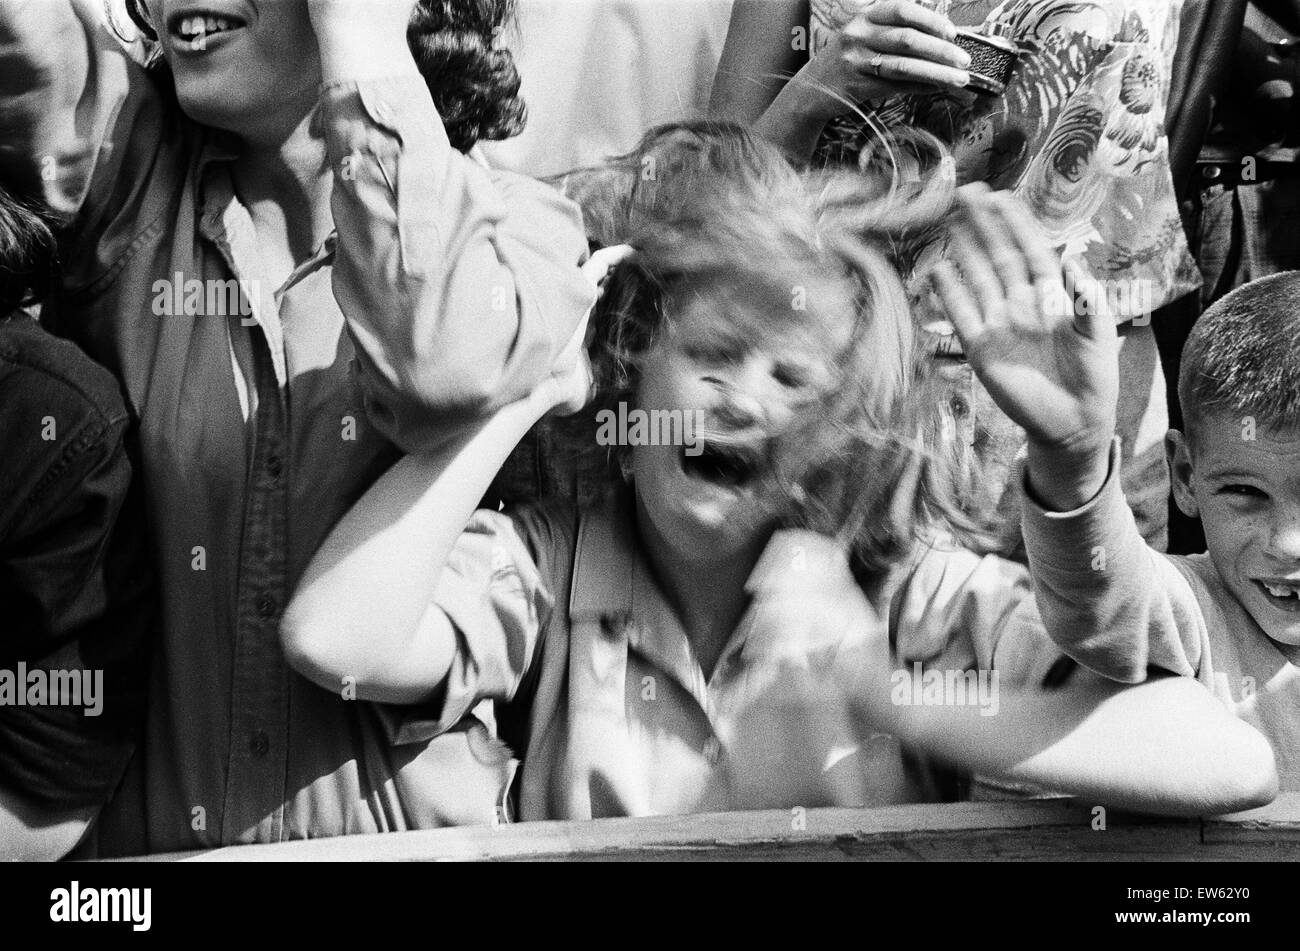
left=631, top=278, right=850, bottom=564
left=1169, top=412, right=1300, bottom=645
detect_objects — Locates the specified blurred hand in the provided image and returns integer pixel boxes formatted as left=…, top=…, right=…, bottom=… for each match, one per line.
left=931, top=184, right=1119, bottom=456
left=535, top=246, right=633, bottom=417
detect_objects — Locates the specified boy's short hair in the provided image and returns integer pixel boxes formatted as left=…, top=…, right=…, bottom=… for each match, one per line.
left=1178, top=271, right=1300, bottom=444
left=0, top=187, right=57, bottom=316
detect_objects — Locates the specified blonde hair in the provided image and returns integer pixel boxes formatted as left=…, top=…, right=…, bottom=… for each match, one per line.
left=557, top=121, right=995, bottom=574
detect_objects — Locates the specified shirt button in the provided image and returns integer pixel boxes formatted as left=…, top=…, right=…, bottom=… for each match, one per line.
left=266, top=454, right=283, bottom=483
left=249, top=730, right=270, bottom=758
left=703, top=736, right=723, bottom=767
left=257, top=593, right=278, bottom=619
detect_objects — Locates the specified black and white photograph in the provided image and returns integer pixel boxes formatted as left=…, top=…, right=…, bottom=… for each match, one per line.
left=0, top=0, right=1295, bottom=925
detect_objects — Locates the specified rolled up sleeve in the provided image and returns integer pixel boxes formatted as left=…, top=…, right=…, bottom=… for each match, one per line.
left=378, top=508, right=553, bottom=746
left=318, top=76, right=596, bottom=451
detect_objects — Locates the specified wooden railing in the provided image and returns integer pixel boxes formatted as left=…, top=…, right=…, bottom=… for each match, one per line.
left=121, top=794, right=1300, bottom=862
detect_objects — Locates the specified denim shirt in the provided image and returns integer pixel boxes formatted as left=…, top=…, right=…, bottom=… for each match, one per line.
left=0, top=316, right=151, bottom=811
left=0, top=1, right=594, bottom=854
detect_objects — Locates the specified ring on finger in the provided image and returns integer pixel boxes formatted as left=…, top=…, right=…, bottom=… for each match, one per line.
left=869, top=53, right=885, bottom=77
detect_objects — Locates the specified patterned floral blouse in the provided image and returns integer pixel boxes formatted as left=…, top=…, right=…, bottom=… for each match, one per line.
left=810, top=0, right=1200, bottom=317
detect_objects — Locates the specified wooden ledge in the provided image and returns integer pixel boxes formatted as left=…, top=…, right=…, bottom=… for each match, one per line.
left=111, top=795, right=1300, bottom=862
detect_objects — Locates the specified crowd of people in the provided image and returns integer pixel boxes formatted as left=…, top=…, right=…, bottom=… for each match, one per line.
left=1, top=0, right=1296, bottom=860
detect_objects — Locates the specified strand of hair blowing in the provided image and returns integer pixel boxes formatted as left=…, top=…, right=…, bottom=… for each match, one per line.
left=407, top=0, right=526, bottom=152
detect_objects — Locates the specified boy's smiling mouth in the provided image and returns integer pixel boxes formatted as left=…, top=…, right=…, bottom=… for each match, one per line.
left=1253, top=577, right=1300, bottom=612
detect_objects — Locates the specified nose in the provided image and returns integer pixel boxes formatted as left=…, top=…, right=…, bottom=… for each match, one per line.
left=704, top=357, right=774, bottom=430
left=1267, top=505, right=1300, bottom=562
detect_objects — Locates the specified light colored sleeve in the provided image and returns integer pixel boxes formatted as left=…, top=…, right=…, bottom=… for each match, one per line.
left=891, top=538, right=1063, bottom=691
left=377, top=507, right=554, bottom=746
left=1021, top=439, right=1208, bottom=683
left=317, top=76, right=597, bottom=452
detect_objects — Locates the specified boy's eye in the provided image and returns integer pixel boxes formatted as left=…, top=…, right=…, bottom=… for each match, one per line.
left=1218, top=484, right=1269, bottom=500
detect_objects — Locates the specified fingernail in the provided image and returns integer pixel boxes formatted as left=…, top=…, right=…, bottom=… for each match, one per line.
left=956, top=49, right=972, bottom=68
left=954, top=70, right=971, bottom=86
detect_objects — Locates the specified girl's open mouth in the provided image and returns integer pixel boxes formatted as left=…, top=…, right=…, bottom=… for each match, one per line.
left=681, top=440, right=763, bottom=489
left=168, top=11, right=248, bottom=49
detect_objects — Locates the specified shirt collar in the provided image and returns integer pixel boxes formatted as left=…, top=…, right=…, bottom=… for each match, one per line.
left=576, top=488, right=873, bottom=712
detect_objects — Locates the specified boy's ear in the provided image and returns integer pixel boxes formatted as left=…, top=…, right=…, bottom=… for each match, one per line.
left=1166, top=429, right=1199, bottom=518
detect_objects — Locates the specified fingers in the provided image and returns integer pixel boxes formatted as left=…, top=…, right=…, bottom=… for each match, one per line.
left=857, top=24, right=970, bottom=71
left=989, top=193, right=1060, bottom=292
left=955, top=187, right=1033, bottom=315
left=839, top=5, right=970, bottom=89
left=947, top=217, right=1009, bottom=326
left=1062, top=259, right=1115, bottom=342
left=862, top=0, right=959, bottom=41
left=851, top=50, right=971, bottom=89
left=930, top=260, right=983, bottom=347
left=582, top=243, right=636, bottom=299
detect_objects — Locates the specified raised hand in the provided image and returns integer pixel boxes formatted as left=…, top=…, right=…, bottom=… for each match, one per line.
left=931, top=184, right=1120, bottom=510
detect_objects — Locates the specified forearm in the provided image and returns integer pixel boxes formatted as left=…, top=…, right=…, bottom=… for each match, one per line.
left=1022, top=441, right=1203, bottom=682
left=710, top=0, right=808, bottom=124
left=315, top=12, right=419, bottom=84
left=893, top=675, right=1277, bottom=816
left=751, top=81, right=834, bottom=164
left=840, top=653, right=1277, bottom=816
left=281, top=394, right=549, bottom=700
left=1025, top=436, right=1112, bottom=514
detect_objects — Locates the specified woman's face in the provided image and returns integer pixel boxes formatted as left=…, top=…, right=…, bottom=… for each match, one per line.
left=144, top=1, right=323, bottom=138
left=631, top=277, right=851, bottom=565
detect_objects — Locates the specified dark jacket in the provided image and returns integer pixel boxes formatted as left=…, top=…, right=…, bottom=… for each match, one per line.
left=0, top=315, right=152, bottom=808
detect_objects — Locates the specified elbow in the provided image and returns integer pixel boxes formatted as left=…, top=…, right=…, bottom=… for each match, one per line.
left=279, top=603, right=352, bottom=696
left=1213, top=725, right=1280, bottom=814
left=1167, top=722, right=1280, bottom=817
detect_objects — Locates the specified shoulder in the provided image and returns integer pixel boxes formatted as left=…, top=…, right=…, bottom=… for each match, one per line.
left=0, top=319, right=128, bottom=433
left=885, top=537, right=1031, bottom=657
left=1168, top=552, right=1237, bottom=627
left=454, top=496, right=581, bottom=613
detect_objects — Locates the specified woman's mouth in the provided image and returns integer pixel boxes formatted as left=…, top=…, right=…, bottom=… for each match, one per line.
left=169, top=11, right=247, bottom=49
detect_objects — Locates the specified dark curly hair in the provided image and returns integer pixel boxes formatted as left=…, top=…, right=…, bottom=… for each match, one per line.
left=0, top=187, right=58, bottom=317
left=119, top=0, right=525, bottom=151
